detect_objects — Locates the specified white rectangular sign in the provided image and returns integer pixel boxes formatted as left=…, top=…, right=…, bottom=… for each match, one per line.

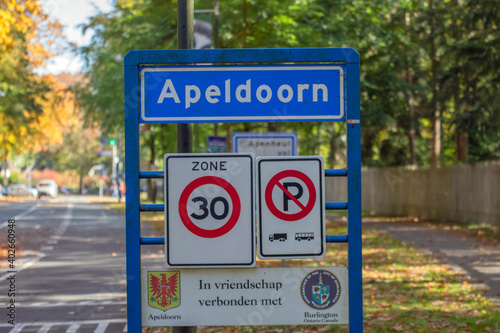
left=164, top=153, right=255, bottom=267
left=141, top=267, right=349, bottom=326
left=232, top=132, right=298, bottom=157
left=257, top=156, right=326, bottom=259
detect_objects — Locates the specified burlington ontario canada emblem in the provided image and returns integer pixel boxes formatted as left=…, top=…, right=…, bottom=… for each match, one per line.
left=148, top=271, right=180, bottom=311
left=301, top=269, right=341, bottom=310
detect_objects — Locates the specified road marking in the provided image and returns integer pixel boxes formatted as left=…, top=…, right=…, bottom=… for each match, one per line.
left=0, top=300, right=127, bottom=308
left=37, top=323, right=51, bottom=333
left=0, top=253, right=45, bottom=281
left=94, top=322, right=109, bottom=333
left=8, top=323, right=25, bottom=333
left=0, top=202, right=42, bottom=229
left=39, top=203, right=73, bottom=251
left=66, top=323, right=79, bottom=333
left=0, top=319, right=127, bottom=332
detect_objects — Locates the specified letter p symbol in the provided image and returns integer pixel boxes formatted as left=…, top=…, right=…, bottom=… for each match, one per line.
left=282, top=182, right=303, bottom=211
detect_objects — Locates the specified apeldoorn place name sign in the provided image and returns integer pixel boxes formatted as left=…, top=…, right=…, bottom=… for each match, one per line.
left=140, top=66, right=344, bottom=123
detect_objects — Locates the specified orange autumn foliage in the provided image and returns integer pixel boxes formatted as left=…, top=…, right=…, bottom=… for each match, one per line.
left=0, top=0, right=62, bottom=67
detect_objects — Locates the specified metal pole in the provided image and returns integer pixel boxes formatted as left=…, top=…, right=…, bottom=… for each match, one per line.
left=112, top=144, right=118, bottom=179
left=213, top=0, right=219, bottom=136
left=175, top=1, right=196, bottom=333
left=177, top=0, right=193, bottom=154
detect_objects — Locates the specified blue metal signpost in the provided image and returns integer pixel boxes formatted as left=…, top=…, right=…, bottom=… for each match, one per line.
left=124, top=48, right=361, bottom=332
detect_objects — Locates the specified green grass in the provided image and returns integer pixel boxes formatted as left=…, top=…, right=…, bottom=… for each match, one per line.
left=98, top=200, right=500, bottom=331
left=141, top=221, right=500, bottom=332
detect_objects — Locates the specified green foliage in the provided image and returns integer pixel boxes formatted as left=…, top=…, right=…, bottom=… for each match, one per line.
left=78, top=0, right=500, bottom=167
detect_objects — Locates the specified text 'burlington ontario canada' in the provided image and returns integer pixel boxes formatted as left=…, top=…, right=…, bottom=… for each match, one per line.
left=156, top=79, right=329, bottom=109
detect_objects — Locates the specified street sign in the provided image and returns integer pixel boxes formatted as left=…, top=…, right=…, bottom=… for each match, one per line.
left=164, top=153, right=255, bottom=267
left=99, top=150, right=113, bottom=157
left=141, top=267, right=349, bottom=326
left=207, top=136, right=227, bottom=153
left=232, top=132, right=298, bottom=156
left=257, top=156, right=325, bottom=259
left=125, top=48, right=362, bottom=333
left=141, top=65, right=344, bottom=123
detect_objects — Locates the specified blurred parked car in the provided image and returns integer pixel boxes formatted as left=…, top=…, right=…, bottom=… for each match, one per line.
left=6, top=184, right=38, bottom=198
left=60, top=188, right=71, bottom=195
left=36, top=179, right=58, bottom=198
left=29, top=187, right=38, bottom=198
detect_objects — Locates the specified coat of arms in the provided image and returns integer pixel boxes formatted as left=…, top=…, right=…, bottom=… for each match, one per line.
left=148, top=271, right=180, bottom=311
left=312, top=272, right=330, bottom=305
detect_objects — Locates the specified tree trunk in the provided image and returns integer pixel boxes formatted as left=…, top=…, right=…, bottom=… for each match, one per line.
left=451, top=0, right=468, bottom=163
left=455, top=131, right=468, bottom=162
left=243, top=0, right=248, bottom=48
left=225, top=123, right=231, bottom=152
left=329, top=126, right=336, bottom=169
left=429, top=0, right=441, bottom=166
left=79, top=167, right=84, bottom=194
left=361, top=128, right=376, bottom=166
left=406, top=11, right=416, bottom=165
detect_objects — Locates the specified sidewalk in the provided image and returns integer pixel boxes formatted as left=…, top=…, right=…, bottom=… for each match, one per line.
left=364, top=219, right=500, bottom=307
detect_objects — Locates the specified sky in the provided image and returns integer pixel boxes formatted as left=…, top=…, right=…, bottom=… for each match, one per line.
left=41, top=0, right=114, bottom=75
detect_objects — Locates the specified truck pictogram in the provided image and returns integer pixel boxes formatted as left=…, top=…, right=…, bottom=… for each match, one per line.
left=269, top=233, right=287, bottom=242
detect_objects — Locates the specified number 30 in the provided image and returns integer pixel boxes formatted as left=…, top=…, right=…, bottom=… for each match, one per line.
left=190, top=196, right=229, bottom=220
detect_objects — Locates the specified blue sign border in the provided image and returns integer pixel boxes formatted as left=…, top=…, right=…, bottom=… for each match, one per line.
left=140, top=65, right=344, bottom=123
left=124, top=48, right=361, bottom=332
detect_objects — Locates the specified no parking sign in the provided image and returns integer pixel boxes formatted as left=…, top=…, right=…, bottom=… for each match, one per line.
left=165, top=153, right=255, bottom=267
left=257, top=156, right=326, bottom=259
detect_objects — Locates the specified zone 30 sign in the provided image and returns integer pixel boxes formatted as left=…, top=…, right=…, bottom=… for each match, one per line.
left=164, top=154, right=255, bottom=268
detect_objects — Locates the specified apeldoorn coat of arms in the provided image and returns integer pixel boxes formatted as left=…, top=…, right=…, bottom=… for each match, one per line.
left=301, top=269, right=341, bottom=310
left=148, top=271, right=180, bottom=311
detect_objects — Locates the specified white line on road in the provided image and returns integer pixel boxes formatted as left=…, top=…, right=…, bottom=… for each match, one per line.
left=94, top=322, right=110, bottom=333
left=0, top=202, right=42, bottom=229
left=0, top=300, right=127, bottom=308
left=8, top=323, right=25, bottom=333
left=0, top=319, right=127, bottom=331
left=37, top=323, right=51, bottom=333
left=0, top=253, right=45, bottom=281
left=66, top=323, right=79, bottom=333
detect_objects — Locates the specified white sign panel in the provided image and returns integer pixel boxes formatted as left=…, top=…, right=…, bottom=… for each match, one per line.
left=164, top=154, right=255, bottom=267
left=257, top=156, right=325, bottom=259
left=232, top=132, right=298, bottom=157
left=141, top=267, right=349, bottom=326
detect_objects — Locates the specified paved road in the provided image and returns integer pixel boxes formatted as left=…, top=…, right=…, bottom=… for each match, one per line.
left=366, top=220, right=500, bottom=307
left=0, top=196, right=139, bottom=332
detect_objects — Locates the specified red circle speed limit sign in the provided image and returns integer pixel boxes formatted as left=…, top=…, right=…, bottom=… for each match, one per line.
left=264, top=170, right=316, bottom=221
left=165, top=153, right=255, bottom=268
left=178, top=176, right=241, bottom=238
